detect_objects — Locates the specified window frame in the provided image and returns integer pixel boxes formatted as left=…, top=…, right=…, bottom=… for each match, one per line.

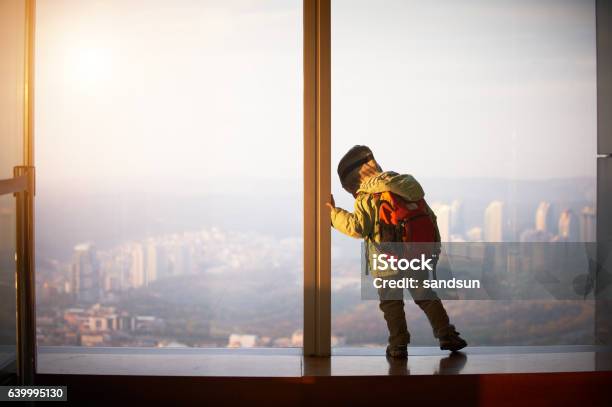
left=303, top=0, right=331, bottom=357
left=13, top=0, right=612, bottom=382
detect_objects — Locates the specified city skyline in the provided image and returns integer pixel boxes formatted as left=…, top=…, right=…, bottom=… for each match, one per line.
left=36, top=192, right=597, bottom=348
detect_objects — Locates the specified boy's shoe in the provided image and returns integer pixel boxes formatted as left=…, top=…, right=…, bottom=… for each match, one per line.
left=386, top=344, right=408, bottom=358
left=439, top=331, right=467, bottom=352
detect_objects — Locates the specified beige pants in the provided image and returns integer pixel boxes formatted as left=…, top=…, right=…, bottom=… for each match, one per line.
left=377, top=269, right=453, bottom=346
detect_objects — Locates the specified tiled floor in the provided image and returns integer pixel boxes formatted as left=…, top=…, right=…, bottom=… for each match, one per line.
left=36, top=346, right=612, bottom=377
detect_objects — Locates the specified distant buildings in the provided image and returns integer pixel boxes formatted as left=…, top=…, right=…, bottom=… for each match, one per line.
left=130, top=243, right=146, bottom=288
left=227, top=334, right=258, bottom=348
left=580, top=206, right=596, bottom=242
left=535, top=202, right=554, bottom=233
left=128, top=242, right=161, bottom=288
left=61, top=303, right=165, bottom=347
left=71, top=243, right=101, bottom=304
left=521, top=204, right=592, bottom=243
left=424, top=198, right=596, bottom=244
left=484, top=201, right=504, bottom=242
left=225, top=330, right=343, bottom=348
left=558, top=209, right=579, bottom=242
left=40, top=202, right=599, bottom=349
left=431, top=203, right=451, bottom=242
left=145, top=241, right=158, bottom=283
left=167, top=241, right=191, bottom=276
left=450, top=200, right=465, bottom=236
left=291, top=330, right=303, bottom=347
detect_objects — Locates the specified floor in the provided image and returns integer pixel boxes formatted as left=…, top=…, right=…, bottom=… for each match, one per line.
left=36, top=345, right=612, bottom=377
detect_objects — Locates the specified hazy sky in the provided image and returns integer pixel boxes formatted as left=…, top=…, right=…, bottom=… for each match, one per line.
left=35, top=0, right=596, bottom=193
left=332, top=0, right=596, bottom=183
left=36, top=0, right=302, bottom=190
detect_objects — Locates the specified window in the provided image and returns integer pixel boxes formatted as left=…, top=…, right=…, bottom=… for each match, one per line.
left=13, top=0, right=607, bottom=380
left=35, top=0, right=303, bottom=350
left=331, top=0, right=597, bottom=348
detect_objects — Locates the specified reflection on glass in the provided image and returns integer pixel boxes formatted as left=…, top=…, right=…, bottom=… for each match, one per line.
left=0, top=0, right=25, bottom=180
left=331, top=0, right=597, bottom=347
left=35, top=0, right=302, bottom=348
left=0, top=0, right=26, bottom=377
left=0, top=196, right=17, bottom=376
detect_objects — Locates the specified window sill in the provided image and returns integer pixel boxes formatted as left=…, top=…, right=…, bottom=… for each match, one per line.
left=36, top=345, right=612, bottom=377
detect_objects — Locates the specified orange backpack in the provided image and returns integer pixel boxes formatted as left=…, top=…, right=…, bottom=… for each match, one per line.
left=372, top=191, right=441, bottom=278
left=375, top=191, right=439, bottom=244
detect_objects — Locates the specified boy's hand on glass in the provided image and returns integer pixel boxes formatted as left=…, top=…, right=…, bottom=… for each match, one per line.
left=325, top=194, right=335, bottom=210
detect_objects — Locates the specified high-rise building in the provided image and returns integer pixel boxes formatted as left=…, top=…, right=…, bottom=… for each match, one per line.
left=72, top=243, right=101, bottom=304
left=580, top=206, right=596, bottom=242
left=129, top=242, right=159, bottom=288
left=130, top=243, right=145, bottom=288
left=484, top=201, right=504, bottom=242
left=155, top=245, right=169, bottom=279
left=167, top=242, right=191, bottom=276
left=450, top=200, right=465, bottom=237
left=431, top=203, right=451, bottom=242
left=558, top=209, right=579, bottom=242
left=145, top=241, right=158, bottom=284
left=535, top=201, right=554, bottom=233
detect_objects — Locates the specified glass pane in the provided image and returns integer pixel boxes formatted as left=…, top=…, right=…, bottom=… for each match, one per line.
left=331, top=0, right=596, bottom=348
left=0, top=0, right=26, bottom=378
left=0, top=0, right=25, bottom=179
left=0, top=195, right=17, bottom=377
left=35, top=0, right=302, bottom=354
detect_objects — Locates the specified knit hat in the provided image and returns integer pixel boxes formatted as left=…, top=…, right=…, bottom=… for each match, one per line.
left=337, top=145, right=382, bottom=194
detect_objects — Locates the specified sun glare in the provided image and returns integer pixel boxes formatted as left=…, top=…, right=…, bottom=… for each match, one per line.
left=65, top=46, right=114, bottom=89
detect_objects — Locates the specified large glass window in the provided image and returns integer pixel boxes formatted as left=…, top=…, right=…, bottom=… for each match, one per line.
left=331, top=0, right=597, bottom=347
left=35, top=0, right=303, bottom=350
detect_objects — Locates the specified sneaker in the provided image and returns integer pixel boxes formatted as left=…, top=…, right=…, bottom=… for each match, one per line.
left=438, top=331, right=467, bottom=352
left=386, top=344, right=408, bottom=358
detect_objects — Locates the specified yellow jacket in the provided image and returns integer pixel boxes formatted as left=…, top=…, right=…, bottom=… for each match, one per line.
left=330, top=171, right=440, bottom=277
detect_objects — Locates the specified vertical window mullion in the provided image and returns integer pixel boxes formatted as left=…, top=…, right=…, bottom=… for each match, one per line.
left=303, top=0, right=331, bottom=357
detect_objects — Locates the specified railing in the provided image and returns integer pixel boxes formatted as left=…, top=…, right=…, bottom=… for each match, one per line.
left=0, top=166, right=36, bottom=385
left=0, top=174, right=27, bottom=196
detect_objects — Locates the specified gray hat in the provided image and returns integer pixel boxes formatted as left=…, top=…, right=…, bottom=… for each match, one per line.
left=337, top=145, right=381, bottom=193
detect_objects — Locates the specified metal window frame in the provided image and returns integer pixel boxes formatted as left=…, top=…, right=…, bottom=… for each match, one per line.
left=16, top=0, right=37, bottom=385
left=0, top=0, right=35, bottom=386
left=0, top=0, right=38, bottom=386
left=303, top=0, right=331, bottom=357
left=12, top=0, right=612, bottom=373
left=597, top=0, right=612, bottom=156
left=596, top=0, right=612, bottom=347
left=14, top=165, right=35, bottom=385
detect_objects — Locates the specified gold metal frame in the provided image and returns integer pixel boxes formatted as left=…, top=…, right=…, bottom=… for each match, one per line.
left=14, top=165, right=35, bottom=385
left=15, top=0, right=36, bottom=385
left=24, top=0, right=35, bottom=167
left=303, top=0, right=331, bottom=357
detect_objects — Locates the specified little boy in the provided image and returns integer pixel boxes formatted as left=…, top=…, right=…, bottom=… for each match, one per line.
left=326, top=145, right=467, bottom=357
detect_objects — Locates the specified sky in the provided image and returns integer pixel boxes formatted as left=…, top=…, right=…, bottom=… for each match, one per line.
left=35, top=0, right=596, bottom=194
left=332, top=0, right=597, bottom=184
left=35, top=0, right=302, bottom=190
